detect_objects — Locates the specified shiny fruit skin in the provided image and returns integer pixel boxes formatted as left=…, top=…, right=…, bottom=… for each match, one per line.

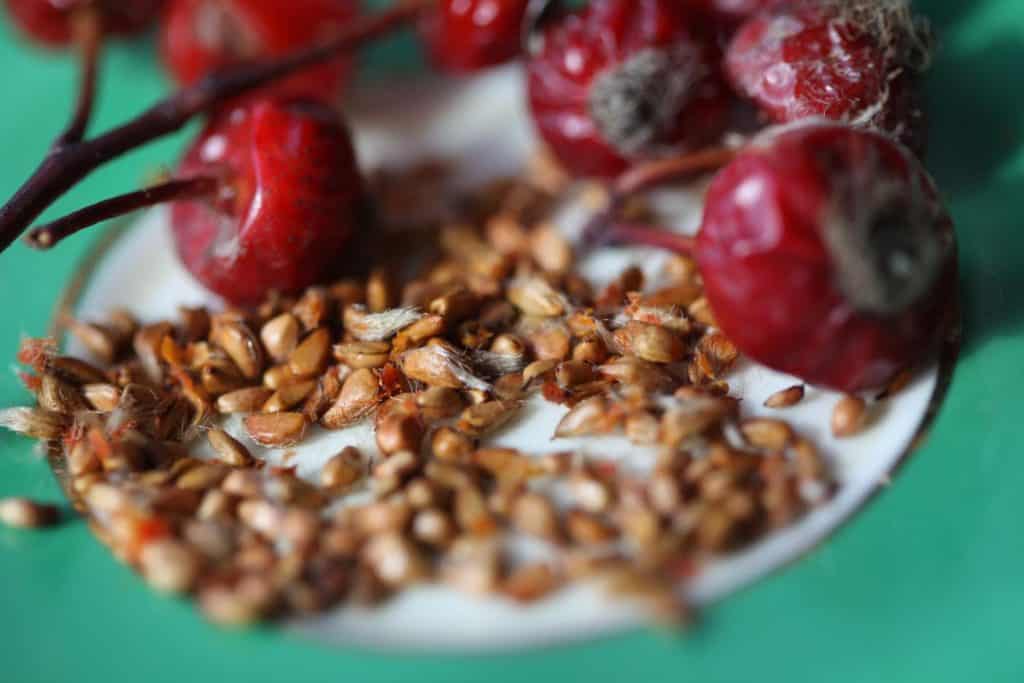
left=419, top=0, right=529, bottom=73
left=172, top=97, right=363, bottom=305
left=5, top=0, right=163, bottom=47
left=160, top=0, right=359, bottom=99
left=526, top=0, right=729, bottom=179
left=696, top=123, right=953, bottom=392
left=724, top=3, right=926, bottom=152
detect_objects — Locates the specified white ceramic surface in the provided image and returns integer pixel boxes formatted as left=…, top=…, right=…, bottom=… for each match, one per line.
left=67, top=66, right=943, bottom=652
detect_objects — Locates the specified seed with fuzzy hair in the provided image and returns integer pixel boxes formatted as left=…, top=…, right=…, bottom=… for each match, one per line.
left=217, top=387, right=274, bottom=414
left=614, top=322, right=685, bottom=364
left=260, top=313, right=300, bottom=363
left=832, top=396, right=868, bottom=438
left=0, top=407, right=66, bottom=441
left=244, top=413, right=308, bottom=447
left=764, top=385, right=806, bottom=408
left=401, top=344, right=489, bottom=391
left=0, top=498, right=60, bottom=528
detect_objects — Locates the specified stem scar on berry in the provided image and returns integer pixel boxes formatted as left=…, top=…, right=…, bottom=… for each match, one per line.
left=594, top=121, right=955, bottom=393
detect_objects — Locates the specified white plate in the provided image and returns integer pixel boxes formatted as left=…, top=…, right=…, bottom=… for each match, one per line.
left=63, top=65, right=956, bottom=653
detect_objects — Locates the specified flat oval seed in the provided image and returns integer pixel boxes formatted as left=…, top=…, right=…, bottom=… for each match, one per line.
left=741, top=419, right=794, bottom=451
left=262, top=380, right=317, bottom=413
left=244, top=412, right=308, bottom=447
left=832, top=396, right=868, bottom=438
left=764, top=384, right=806, bottom=409
left=288, top=328, right=331, bottom=378
left=212, top=321, right=264, bottom=380
left=260, top=313, right=300, bottom=363
left=217, top=387, right=274, bottom=414
left=207, top=428, right=254, bottom=467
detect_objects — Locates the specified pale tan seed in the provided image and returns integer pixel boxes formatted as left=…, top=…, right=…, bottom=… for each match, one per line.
left=412, top=508, right=456, bottom=547
left=456, top=400, right=521, bottom=437
left=363, top=533, right=428, bottom=587
left=333, top=341, right=390, bottom=369
left=322, top=368, right=380, bottom=429
left=220, top=469, right=264, bottom=498
left=625, top=412, right=660, bottom=446
left=82, top=383, right=121, bottom=412
left=211, top=320, right=264, bottom=380
left=320, top=447, right=364, bottom=490
left=660, top=398, right=732, bottom=447
left=507, top=277, right=565, bottom=317
left=38, top=373, right=88, bottom=414
left=0, top=498, right=59, bottom=528
left=132, top=323, right=173, bottom=381
left=764, top=384, right=806, bottom=409
left=262, top=380, right=317, bottom=413
left=618, top=507, right=661, bottom=548
left=66, top=319, right=120, bottom=365
left=260, top=313, right=301, bottom=363
left=207, top=428, right=253, bottom=467
left=832, top=396, right=868, bottom=438
left=288, top=328, right=330, bottom=379
left=528, top=323, right=571, bottom=361
left=523, top=358, right=558, bottom=384
left=530, top=223, right=573, bottom=274
left=140, top=540, right=200, bottom=594
left=244, top=412, right=308, bottom=447
left=566, top=510, right=617, bottom=545
left=431, top=427, right=474, bottom=463
left=199, top=585, right=265, bottom=627
left=442, top=537, right=501, bottom=596
left=66, top=439, right=99, bottom=476
left=504, top=563, right=562, bottom=603
left=177, top=463, right=229, bottom=491
left=485, top=212, right=529, bottom=254
left=741, top=419, right=794, bottom=451
left=512, top=492, right=561, bottom=541
left=217, top=387, right=274, bottom=414
left=376, top=413, right=424, bottom=456
left=366, top=268, right=395, bottom=313
left=405, top=478, right=442, bottom=509
left=490, top=333, right=526, bottom=357
left=555, top=396, right=615, bottom=438
left=292, top=286, right=329, bottom=331
left=614, top=321, right=685, bottom=364
left=197, top=489, right=233, bottom=520
left=792, top=438, right=826, bottom=482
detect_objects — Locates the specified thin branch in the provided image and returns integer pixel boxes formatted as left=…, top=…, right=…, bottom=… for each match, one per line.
left=605, top=223, right=696, bottom=255
left=0, top=0, right=433, bottom=255
left=56, top=8, right=103, bottom=147
left=25, top=177, right=219, bottom=249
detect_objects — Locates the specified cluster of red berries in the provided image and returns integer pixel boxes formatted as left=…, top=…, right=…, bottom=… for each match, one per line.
left=4, top=0, right=953, bottom=393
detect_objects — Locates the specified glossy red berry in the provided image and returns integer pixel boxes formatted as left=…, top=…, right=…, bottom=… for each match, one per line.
left=419, top=0, right=529, bottom=73
left=172, top=97, right=364, bottom=305
left=526, top=0, right=730, bottom=179
left=161, top=0, right=359, bottom=99
left=5, top=0, right=163, bottom=47
left=696, top=123, right=953, bottom=392
left=724, top=2, right=932, bottom=152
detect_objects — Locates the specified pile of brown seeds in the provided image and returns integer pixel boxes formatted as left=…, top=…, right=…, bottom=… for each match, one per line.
left=0, top=166, right=852, bottom=627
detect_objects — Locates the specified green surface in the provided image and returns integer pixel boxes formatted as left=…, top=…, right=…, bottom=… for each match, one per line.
left=0, top=1, right=1021, bottom=681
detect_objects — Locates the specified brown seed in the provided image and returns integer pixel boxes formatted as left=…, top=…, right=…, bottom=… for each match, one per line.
left=262, top=380, right=317, bottom=413
left=456, top=400, right=520, bottom=437
left=391, top=314, right=446, bottom=353
left=523, top=358, right=558, bottom=384
left=140, top=540, right=200, bottom=594
left=792, top=438, right=826, bottom=482
left=619, top=507, right=661, bottom=548
left=442, top=537, right=501, bottom=595
left=178, top=306, right=210, bottom=342
left=132, top=323, right=173, bottom=381
left=764, top=384, right=806, bottom=409
left=217, top=387, right=274, bottom=414
left=197, top=489, right=234, bottom=520
left=262, top=363, right=299, bottom=390
left=615, top=321, right=685, bottom=364
left=429, top=287, right=480, bottom=323
left=572, top=337, right=609, bottom=365
left=0, top=498, right=59, bottom=528
left=292, top=286, right=330, bottom=331
left=507, top=277, right=565, bottom=317
left=301, top=367, right=345, bottom=422
left=503, top=563, right=562, bottom=603
left=321, top=368, right=380, bottom=429
left=485, top=212, right=529, bottom=254
left=555, top=360, right=597, bottom=388
left=376, top=412, right=424, bottom=456
left=688, top=297, right=716, bottom=327
left=566, top=510, right=617, bottom=545
left=177, top=463, right=229, bottom=491
left=47, top=355, right=109, bottom=385
left=832, top=396, right=868, bottom=438
left=741, top=419, right=794, bottom=451
left=288, top=328, right=331, bottom=379
left=366, top=268, right=395, bottom=313
left=598, top=356, right=671, bottom=391
left=512, top=493, right=561, bottom=541
left=660, top=398, right=732, bottom=448
left=320, top=446, right=364, bottom=490
left=530, top=223, right=573, bottom=274
left=352, top=500, right=413, bottom=535
left=416, top=387, right=465, bottom=421
left=528, top=323, right=571, bottom=361
left=67, top=319, right=122, bottom=365
left=0, top=407, right=67, bottom=441
left=695, top=333, right=739, bottom=379
left=207, top=428, right=253, bottom=467
left=220, top=469, right=264, bottom=499
left=625, top=412, right=660, bottom=446
left=333, top=340, right=390, bottom=369
left=363, top=532, right=428, bottom=587
left=260, top=313, right=301, bottom=363
left=199, top=584, right=267, bottom=627
left=431, top=427, right=475, bottom=463
left=412, top=508, right=457, bottom=547
left=244, top=412, right=308, bottom=447
left=199, top=358, right=246, bottom=396
left=38, top=373, right=88, bottom=414
left=400, top=344, right=485, bottom=391
left=555, top=396, right=616, bottom=438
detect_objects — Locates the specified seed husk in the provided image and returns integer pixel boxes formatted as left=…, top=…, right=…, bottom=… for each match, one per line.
left=832, top=396, right=868, bottom=438
left=217, top=387, right=274, bottom=414
left=207, top=428, right=254, bottom=467
left=0, top=498, right=60, bottom=528
left=321, top=368, right=380, bottom=429
left=244, top=413, right=308, bottom=447
left=764, top=384, right=806, bottom=409
left=288, top=328, right=331, bottom=379
left=260, top=313, right=300, bottom=363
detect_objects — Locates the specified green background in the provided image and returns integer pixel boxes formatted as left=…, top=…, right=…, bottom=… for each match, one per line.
left=0, top=1, right=1021, bottom=681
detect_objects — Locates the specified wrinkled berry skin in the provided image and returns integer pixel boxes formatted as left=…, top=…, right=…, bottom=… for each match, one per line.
left=696, top=123, right=953, bottom=392
left=5, top=0, right=163, bottom=47
left=419, top=0, right=529, bottom=73
left=527, top=0, right=729, bottom=179
left=161, top=0, right=359, bottom=99
left=172, top=97, right=363, bottom=305
left=725, top=4, right=926, bottom=152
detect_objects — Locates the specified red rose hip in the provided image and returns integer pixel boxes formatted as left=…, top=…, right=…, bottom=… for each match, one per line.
left=526, top=0, right=730, bottom=178
left=724, top=0, right=932, bottom=152
left=172, top=96, right=364, bottom=305
left=419, top=0, right=529, bottom=73
left=161, top=0, right=360, bottom=99
left=696, top=123, right=954, bottom=392
left=5, top=0, right=162, bottom=47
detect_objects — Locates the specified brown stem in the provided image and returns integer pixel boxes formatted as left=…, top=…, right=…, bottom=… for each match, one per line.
left=56, top=8, right=102, bottom=147
left=0, top=0, right=433, bottom=255
left=583, top=146, right=735, bottom=247
left=605, top=223, right=696, bottom=256
left=25, top=176, right=219, bottom=249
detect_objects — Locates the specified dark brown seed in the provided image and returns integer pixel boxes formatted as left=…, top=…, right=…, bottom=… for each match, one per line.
left=48, top=355, right=109, bottom=385
left=38, top=373, right=88, bottom=414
